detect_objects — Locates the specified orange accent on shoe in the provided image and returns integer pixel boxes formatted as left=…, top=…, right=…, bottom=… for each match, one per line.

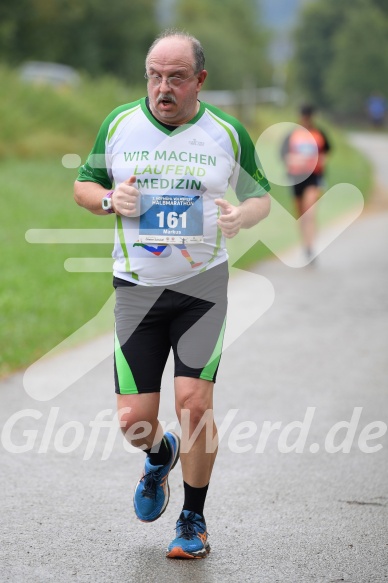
left=198, top=531, right=207, bottom=544
left=166, top=547, right=207, bottom=559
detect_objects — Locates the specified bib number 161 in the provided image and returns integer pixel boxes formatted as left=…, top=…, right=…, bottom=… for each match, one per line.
left=156, top=210, right=187, bottom=229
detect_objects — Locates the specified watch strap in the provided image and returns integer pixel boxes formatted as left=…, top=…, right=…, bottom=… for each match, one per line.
left=102, top=190, right=115, bottom=213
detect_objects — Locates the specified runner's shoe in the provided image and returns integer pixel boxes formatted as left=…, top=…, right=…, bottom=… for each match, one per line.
left=166, top=510, right=210, bottom=559
left=133, top=432, right=180, bottom=522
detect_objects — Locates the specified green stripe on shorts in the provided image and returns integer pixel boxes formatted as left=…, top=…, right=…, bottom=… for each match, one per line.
left=200, top=317, right=227, bottom=381
left=114, top=328, right=138, bottom=394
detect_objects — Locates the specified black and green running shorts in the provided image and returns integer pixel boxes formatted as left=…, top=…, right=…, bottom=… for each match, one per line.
left=113, top=262, right=228, bottom=394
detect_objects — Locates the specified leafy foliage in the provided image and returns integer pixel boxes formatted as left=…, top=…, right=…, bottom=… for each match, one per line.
left=0, top=0, right=271, bottom=89
left=293, top=0, right=388, bottom=115
left=174, top=0, right=271, bottom=90
left=0, top=0, right=159, bottom=81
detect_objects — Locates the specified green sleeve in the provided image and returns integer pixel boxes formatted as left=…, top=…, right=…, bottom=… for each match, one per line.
left=77, top=115, right=113, bottom=189
left=234, top=121, right=270, bottom=201
left=77, top=101, right=142, bottom=189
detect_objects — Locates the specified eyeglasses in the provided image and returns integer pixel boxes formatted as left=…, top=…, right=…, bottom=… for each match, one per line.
left=144, top=72, right=197, bottom=88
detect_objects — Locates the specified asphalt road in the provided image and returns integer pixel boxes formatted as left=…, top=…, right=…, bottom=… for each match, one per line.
left=1, top=133, right=387, bottom=583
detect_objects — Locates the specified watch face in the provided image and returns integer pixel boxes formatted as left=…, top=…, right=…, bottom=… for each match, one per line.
left=102, top=197, right=112, bottom=210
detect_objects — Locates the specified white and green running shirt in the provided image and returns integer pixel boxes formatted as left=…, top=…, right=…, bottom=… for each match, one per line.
left=77, top=98, right=270, bottom=285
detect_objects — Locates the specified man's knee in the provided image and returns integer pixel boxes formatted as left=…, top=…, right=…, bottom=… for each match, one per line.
left=176, top=394, right=214, bottom=435
left=116, top=406, right=152, bottom=443
left=175, top=378, right=214, bottom=425
left=116, top=393, right=160, bottom=438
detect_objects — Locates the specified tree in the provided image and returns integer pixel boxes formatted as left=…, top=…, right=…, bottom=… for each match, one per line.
left=293, top=0, right=348, bottom=108
left=293, top=0, right=388, bottom=115
left=0, top=0, right=159, bottom=82
left=173, top=0, right=272, bottom=90
left=325, top=3, right=388, bottom=114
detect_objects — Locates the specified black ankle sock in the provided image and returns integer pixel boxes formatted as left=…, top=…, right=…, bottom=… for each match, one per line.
left=182, top=481, right=209, bottom=518
left=145, top=437, right=170, bottom=466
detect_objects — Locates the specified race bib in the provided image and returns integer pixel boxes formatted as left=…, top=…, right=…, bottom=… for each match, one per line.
left=138, top=194, right=203, bottom=244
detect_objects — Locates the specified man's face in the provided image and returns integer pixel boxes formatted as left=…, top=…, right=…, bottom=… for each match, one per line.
left=146, top=38, right=207, bottom=126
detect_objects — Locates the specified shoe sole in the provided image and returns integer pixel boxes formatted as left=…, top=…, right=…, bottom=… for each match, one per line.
left=166, top=544, right=210, bottom=559
left=134, top=432, right=180, bottom=523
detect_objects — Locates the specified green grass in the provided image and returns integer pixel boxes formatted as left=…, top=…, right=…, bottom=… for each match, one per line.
left=0, top=70, right=373, bottom=378
left=0, top=66, right=142, bottom=377
left=1, top=158, right=115, bottom=377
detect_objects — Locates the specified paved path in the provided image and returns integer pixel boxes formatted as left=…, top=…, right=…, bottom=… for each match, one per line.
left=1, top=134, right=387, bottom=583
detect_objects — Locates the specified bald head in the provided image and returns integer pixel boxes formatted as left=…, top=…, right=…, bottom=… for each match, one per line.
left=146, top=30, right=205, bottom=74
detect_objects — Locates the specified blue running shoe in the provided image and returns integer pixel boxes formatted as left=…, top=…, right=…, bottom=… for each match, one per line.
left=166, top=510, right=210, bottom=559
left=133, top=432, right=180, bottom=523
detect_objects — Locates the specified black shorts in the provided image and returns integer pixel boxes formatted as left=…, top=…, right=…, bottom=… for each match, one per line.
left=113, top=262, right=228, bottom=394
left=291, top=173, right=323, bottom=198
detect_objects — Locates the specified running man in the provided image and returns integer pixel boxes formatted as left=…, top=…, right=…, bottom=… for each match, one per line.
left=74, top=30, right=270, bottom=559
left=281, top=104, right=331, bottom=261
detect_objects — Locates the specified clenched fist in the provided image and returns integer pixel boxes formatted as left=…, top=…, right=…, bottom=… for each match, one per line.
left=112, top=176, right=140, bottom=216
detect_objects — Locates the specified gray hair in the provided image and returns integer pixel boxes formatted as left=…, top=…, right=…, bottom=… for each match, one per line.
left=146, top=29, right=205, bottom=74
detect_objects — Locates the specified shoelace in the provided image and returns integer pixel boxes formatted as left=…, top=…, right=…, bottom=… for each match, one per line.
left=177, top=512, right=206, bottom=540
left=140, top=468, right=162, bottom=498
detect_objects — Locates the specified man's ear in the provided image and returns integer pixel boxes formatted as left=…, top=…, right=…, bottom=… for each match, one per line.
left=196, top=69, right=208, bottom=91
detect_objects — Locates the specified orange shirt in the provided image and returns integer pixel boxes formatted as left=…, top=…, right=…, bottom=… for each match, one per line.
left=283, top=127, right=330, bottom=176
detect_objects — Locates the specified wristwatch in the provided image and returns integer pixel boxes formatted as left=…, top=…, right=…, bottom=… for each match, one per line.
left=102, top=190, right=115, bottom=213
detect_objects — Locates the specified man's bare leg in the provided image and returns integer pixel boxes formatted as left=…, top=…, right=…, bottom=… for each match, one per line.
left=295, top=185, right=320, bottom=256
left=175, top=376, right=217, bottom=489
left=117, top=392, right=180, bottom=523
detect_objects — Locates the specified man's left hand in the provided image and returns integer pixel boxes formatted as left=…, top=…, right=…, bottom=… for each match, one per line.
left=215, top=198, right=242, bottom=239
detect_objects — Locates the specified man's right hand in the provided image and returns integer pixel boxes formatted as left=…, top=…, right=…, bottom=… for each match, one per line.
left=112, top=176, right=140, bottom=216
